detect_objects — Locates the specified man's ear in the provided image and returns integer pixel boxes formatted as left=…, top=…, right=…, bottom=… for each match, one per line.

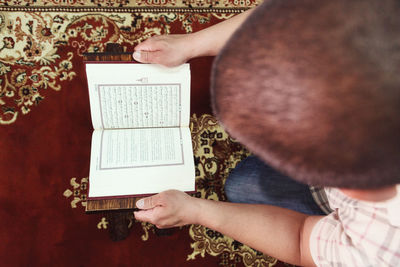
left=340, top=186, right=397, bottom=202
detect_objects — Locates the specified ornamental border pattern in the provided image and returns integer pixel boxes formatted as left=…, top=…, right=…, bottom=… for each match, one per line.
left=0, top=6, right=249, bottom=13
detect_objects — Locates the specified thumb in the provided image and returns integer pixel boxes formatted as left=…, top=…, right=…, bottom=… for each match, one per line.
left=133, top=37, right=162, bottom=63
left=136, top=194, right=162, bottom=209
left=132, top=50, right=162, bottom=64
left=134, top=36, right=162, bottom=52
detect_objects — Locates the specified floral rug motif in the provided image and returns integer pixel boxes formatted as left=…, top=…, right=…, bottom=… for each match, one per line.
left=0, top=0, right=258, bottom=9
left=0, top=10, right=238, bottom=125
left=1, top=1, right=290, bottom=266
left=63, top=113, right=280, bottom=267
left=188, top=114, right=278, bottom=267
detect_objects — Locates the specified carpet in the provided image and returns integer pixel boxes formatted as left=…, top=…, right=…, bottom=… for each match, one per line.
left=0, top=1, right=290, bottom=266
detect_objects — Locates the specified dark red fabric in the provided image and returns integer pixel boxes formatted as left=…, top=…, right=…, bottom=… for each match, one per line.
left=0, top=52, right=219, bottom=267
left=0, top=8, right=289, bottom=267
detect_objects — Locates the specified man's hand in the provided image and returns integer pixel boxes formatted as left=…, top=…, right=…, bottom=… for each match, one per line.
left=132, top=9, right=255, bottom=67
left=134, top=190, right=199, bottom=228
left=134, top=189, right=319, bottom=266
left=133, top=35, right=193, bottom=67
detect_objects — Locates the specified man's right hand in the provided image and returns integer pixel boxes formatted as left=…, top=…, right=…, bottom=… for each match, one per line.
left=133, top=34, right=193, bottom=67
left=132, top=8, right=255, bottom=67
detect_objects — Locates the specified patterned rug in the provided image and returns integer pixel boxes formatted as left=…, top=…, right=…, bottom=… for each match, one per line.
left=1, top=1, right=290, bottom=266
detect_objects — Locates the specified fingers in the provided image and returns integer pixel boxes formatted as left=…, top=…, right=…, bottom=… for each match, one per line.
left=132, top=50, right=144, bottom=62
left=134, top=209, right=178, bottom=229
left=134, top=36, right=163, bottom=52
left=134, top=209, right=156, bottom=223
left=133, top=36, right=164, bottom=63
left=136, top=193, right=163, bottom=210
left=134, top=190, right=189, bottom=228
left=134, top=195, right=163, bottom=225
left=132, top=50, right=162, bottom=64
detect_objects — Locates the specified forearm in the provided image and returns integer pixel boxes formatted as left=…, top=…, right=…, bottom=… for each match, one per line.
left=132, top=7, right=256, bottom=66
left=193, top=198, right=321, bottom=266
left=186, top=8, right=255, bottom=58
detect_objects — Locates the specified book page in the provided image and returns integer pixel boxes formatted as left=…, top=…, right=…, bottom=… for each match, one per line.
left=99, top=128, right=183, bottom=169
left=88, top=127, right=195, bottom=198
left=96, top=84, right=180, bottom=129
left=86, top=63, right=191, bottom=130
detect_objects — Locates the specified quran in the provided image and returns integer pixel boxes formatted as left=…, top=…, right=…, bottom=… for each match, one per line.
left=85, top=62, right=195, bottom=210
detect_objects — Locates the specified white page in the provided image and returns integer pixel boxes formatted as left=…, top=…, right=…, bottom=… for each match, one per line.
left=99, top=128, right=184, bottom=169
left=86, top=63, right=191, bottom=130
left=88, top=127, right=195, bottom=198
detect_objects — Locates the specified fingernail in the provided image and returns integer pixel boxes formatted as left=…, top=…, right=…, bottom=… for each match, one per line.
left=133, top=51, right=141, bottom=60
left=136, top=199, right=144, bottom=208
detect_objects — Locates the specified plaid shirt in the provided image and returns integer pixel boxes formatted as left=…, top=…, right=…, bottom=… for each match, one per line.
left=310, top=186, right=400, bottom=267
left=310, top=186, right=334, bottom=215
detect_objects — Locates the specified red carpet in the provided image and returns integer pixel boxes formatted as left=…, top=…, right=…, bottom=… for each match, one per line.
left=0, top=2, right=289, bottom=266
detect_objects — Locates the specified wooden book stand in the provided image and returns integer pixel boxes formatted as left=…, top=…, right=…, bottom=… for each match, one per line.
left=83, top=43, right=136, bottom=241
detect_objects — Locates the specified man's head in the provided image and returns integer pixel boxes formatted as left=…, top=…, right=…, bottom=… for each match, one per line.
left=211, top=0, right=400, bottom=188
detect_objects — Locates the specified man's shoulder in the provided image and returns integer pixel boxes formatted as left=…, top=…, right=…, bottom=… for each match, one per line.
left=309, top=186, right=400, bottom=267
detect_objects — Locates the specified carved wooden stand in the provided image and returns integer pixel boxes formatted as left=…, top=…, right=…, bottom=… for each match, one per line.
left=84, top=43, right=136, bottom=241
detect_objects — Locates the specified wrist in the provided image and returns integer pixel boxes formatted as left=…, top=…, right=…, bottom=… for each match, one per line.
left=181, top=33, right=198, bottom=61
left=186, top=31, right=217, bottom=59
left=189, top=198, right=226, bottom=231
left=186, top=196, right=206, bottom=225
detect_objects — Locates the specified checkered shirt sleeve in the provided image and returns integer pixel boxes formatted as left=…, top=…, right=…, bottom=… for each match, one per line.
left=309, top=187, right=400, bottom=267
left=309, top=186, right=334, bottom=215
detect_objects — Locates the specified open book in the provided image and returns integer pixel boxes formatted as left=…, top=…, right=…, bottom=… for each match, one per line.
left=85, top=62, right=195, bottom=201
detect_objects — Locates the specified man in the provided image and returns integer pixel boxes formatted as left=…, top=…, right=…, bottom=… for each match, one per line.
left=133, top=0, right=400, bottom=266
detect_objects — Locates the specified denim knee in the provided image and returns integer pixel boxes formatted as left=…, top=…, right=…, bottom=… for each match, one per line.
left=224, top=168, right=243, bottom=203
left=224, top=155, right=260, bottom=203
left=224, top=156, right=326, bottom=215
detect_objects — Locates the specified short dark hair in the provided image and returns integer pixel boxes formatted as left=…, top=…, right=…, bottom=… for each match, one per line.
left=211, top=0, right=400, bottom=188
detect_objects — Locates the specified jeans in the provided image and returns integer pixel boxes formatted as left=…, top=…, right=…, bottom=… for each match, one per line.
left=225, top=155, right=325, bottom=215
